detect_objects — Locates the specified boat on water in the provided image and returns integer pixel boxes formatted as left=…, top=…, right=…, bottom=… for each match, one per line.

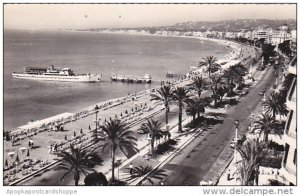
left=111, top=73, right=151, bottom=83
left=12, top=65, right=102, bottom=83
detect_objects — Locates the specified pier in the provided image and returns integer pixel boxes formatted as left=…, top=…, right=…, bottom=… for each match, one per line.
left=111, top=73, right=151, bottom=83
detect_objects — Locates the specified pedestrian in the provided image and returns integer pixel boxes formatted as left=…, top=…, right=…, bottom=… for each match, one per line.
left=129, top=163, right=133, bottom=175
left=159, top=181, right=164, bottom=186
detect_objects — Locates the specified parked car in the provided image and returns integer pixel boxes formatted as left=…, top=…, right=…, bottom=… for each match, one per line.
left=137, top=129, right=147, bottom=134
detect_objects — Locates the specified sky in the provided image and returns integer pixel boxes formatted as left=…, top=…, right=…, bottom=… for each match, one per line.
left=4, top=3, right=297, bottom=30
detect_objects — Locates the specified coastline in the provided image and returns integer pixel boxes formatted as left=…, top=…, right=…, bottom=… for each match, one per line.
left=5, top=29, right=235, bottom=133
left=4, top=31, right=253, bottom=185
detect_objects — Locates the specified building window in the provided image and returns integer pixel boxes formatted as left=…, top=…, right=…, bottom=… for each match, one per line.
left=283, top=143, right=290, bottom=166
left=293, top=149, right=297, bottom=166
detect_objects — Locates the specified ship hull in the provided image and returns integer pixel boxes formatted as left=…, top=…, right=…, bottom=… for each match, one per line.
left=12, top=73, right=102, bottom=83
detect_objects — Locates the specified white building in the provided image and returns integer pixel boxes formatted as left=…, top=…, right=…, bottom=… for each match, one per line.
left=279, top=56, right=296, bottom=185
left=271, top=24, right=291, bottom=45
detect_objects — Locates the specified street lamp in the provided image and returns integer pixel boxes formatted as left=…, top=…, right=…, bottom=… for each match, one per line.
left=116, top=159, right=122, bottom=180
left=262, top=93, right=266, bottom=113
left=234, top=120, right=239, bottom=164
left=146, top=134, right=152, bottom=159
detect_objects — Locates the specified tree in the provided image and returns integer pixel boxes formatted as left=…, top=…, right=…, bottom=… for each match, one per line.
left=55, top=144, right=102, bottom=186
left=261, top=43, right=275, bottom=64
left=123, top=165, right=167, bottom=185
left=236, top=138, right=266, bottom=185
left=140, top=118, right=163, bottom=154
left=198, top=56, right=221, bottom=76
left=151, top=84, right=174, bottom=125
left=172, top=87, right=192, bottom=132
left=99, top=119, right=138, bottom=183
left=262, top=91, right=288, bottom=119
left=253, top=113, right=281, bottom=142
left=209, top=74, right=224, bottom=107
left=186, top=99, right=206, bottom=122
left=190, top=76, right=208, bottom=98
left=186, top=101, right=198, bottom=122
left=84, top=172, right=108, bottom=186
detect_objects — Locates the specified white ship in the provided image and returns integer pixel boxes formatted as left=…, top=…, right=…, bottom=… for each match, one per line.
left=12, top=65, right=102, bottom=83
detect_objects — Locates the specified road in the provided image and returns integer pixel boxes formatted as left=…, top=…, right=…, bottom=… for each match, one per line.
left=161, top=67, right=276, bottom=185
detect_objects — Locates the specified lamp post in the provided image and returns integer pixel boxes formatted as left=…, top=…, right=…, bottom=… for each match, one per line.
left=116, top=159, right=121, bottom=180
left=234, top=120, right=239, bottom=164
left=146, top=134, right=152, bottom=159
left=262, top=93, right=266, bottom=113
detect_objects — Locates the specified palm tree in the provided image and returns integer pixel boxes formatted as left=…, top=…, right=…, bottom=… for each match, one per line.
left=140, top=118, right=163, bottom=154
left=186, top=99, right=206, bottom=122
left=172, top=87, right=192, bottom=132
left=55, top=144, right=102, bottom=186
left=151, top=84, right=174, bottom=125
left=123, top=165, right=167, bottom=185
left=186, top=101, right=198, bottom=122
left=236, top=138, right=266, bottom=185
left=253, top=113, right=281, bottom=142
left=99, top=119, right=138, bottom=183
left=262, top=91, right=288, bottom=119
left=190, top=76, right=208, bottom=98
left=209, top=74, right=224, bottom=107
left=198, top=56, right=221, bottom=76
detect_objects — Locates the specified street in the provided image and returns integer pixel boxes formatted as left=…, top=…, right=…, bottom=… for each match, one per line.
left=161, top=66, right=276, bottom=185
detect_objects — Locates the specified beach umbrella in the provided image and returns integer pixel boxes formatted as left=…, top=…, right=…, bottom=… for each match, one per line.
left=20, top=147, right=27, bottom=154
left=27, top=149, right=30, bottom=157
left=8, top=152, right=15, bottom=159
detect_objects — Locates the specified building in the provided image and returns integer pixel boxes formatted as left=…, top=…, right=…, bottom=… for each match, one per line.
left=279, top=56, right=297, bottom=185
left=272, top=24, right=291, bottom=45
left=254, top=30, right=272, bottom=43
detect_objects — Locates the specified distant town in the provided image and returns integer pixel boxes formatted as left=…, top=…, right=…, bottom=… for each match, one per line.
left=62, top=19, right=296, bottom=55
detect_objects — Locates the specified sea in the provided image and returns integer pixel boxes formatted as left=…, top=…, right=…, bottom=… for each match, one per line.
left=3, top=29, right=229, bottom=131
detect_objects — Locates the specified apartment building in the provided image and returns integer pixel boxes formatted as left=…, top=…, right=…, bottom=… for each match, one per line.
left=279, top=56, right=297, bottom=185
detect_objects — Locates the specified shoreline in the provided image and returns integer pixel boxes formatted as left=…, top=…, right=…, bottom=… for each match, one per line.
left=4, top=31, right=257, bottom=185
left=5, top=30, right=236, bottom=133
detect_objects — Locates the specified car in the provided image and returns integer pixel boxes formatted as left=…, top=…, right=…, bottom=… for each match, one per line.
left=137, top=129, right=147, bottom=134
left=256, top=66, right=265, bottom=71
